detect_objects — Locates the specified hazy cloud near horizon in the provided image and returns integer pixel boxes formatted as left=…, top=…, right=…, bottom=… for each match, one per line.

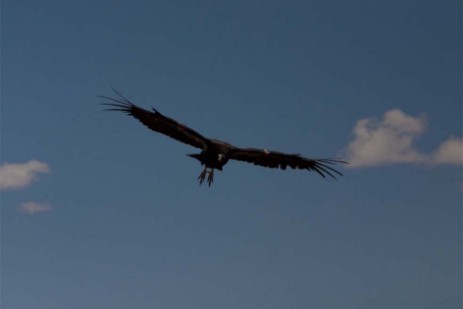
left=19, top=201, right=52, bottom=215
left=343, top=109, right=463, bottom=168
left=0, top=160, right=50, bottom=190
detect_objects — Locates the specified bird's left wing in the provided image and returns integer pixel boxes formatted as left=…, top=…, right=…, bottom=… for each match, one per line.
left=228, top=147, right=347, bottom=179
left=100, top=90, right=209, bottom=149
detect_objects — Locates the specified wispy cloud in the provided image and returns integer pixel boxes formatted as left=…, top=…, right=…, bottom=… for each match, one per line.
left=343, top=109, right=462, bottom=167
left=19, top=202, right=52, bottom=215
left=0, top=160, right=50, bottom=190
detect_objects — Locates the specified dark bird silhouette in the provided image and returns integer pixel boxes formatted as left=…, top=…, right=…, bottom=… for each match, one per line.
left=101, top=89, right=347, bottom=186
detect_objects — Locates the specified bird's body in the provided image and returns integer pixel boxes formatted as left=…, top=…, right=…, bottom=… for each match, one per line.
left=188, top=140, right=232, bottom=170
left=101, top=89, right=347, bottom=186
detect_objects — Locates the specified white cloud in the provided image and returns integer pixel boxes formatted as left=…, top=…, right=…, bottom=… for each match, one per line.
left=343, top=109, right=462, bottom=167
left=431, top=138, right=463, bottom=165
left=0, top=160, right=50, bottom=190
left=19, top=202, right=52, bottom=215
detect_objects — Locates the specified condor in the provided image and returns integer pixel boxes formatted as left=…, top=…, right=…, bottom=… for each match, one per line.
left=101, top=90, right=347, bottom=186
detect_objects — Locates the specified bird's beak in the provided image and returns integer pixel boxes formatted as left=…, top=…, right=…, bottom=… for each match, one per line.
left=188, top=153, right=203, bottom=165
left=187, top=153, right=201, bottom=160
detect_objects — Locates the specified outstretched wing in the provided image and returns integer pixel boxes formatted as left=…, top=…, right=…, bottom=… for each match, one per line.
left=100, top=89, right=209, bottom=149
left=229, top=147, right=347, bottom=179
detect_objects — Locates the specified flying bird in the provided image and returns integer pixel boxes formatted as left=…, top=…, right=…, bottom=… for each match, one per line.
left=101, top=90, right=347, bottom=186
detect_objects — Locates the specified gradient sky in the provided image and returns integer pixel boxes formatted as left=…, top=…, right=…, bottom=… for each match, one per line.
left=2, top=0, right=462, bottom=308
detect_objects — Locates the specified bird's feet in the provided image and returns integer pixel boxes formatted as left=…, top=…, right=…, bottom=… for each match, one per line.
left=207, top=169, right=214, bottom=187
left=197, top=168, right=214, bottom=186
left=197, top=168, right=207, bottom=185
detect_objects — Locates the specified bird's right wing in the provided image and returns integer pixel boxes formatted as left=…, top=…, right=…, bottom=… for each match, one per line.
left=101, top=89, right=209, bottom=150
left=228, top=147, right=346, bottom=179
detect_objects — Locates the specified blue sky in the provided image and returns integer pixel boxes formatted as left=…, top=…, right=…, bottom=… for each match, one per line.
left=1, top=0, right=461, bottom=308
